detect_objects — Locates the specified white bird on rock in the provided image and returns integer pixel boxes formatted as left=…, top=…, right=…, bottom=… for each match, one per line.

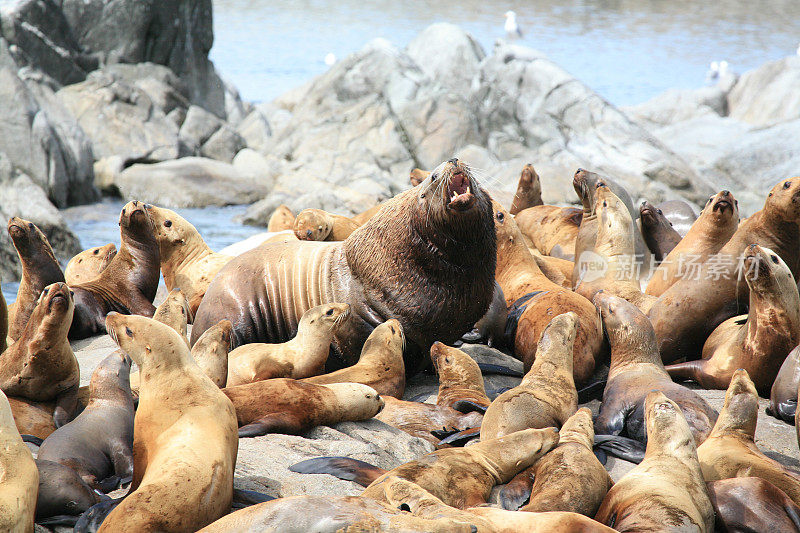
left=504, top=10, right=523, bottom=39
left=324, top=53, right=336, bottom=67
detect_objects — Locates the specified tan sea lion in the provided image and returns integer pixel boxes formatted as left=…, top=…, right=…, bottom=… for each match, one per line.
left=648, top=178, right=800, bottom=363
left=8, top=396, right=56, bottom=438
left=481, top=312, right=578, bottom=440
left=7, top=217, right=65, bottom=342
left=645, top=190, right=738, bottom=297
left=509, top=164, right=543, bottom=215
left=697, top=369, right=800, bottom=507
left=146, top=205, right=233, bottom=316
left=153, top=287, right=192, bottom=344
left=64, top=243, right=117, bottom=285
left=667, top=245, right=800, bottom=395
left=303, top=319, right=405, bottom=398
left=99, top=313, right=239, bottom=532
left=0, top=283, right=79, bottom=427
left=0, top=389, right=38, bottom=532
left=226, top=303, right=351, bottom=387
left=531, top=252, right=574, bottom=289
left=639, top=201, right=681, bottom=262
left=707, top=477, right=800, bottom=533
left=191, top=319, right=232, bottom=388
left=70, top=201, right=160, bottom=340
left=192, top=159, right=497, bottom=376
left=515, top=205, right=582, bottom=260
left=293, top=208, right=361, bottom=241
left=595, top=391, right=714, bottom=533
left=0, top=281, right=6, bottom=354
left=266, top=204, right=296, bottom=232
left=430, top=341, right=490, bottom=413
left=375, top=396, right=484, bottom=446
left=409, top=168, right=430, bottom=186
left=351, top=202, right=386, bottom=225
left=223, top=379, right=384, bottom=438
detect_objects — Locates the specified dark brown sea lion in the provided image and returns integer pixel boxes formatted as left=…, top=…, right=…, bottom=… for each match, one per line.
left=461, top=281, right=507, bottom=347
left=639, top=201, right=682, bottom=262
left=515, top=205, right=582, bottom=260
left=266, top=204, right=296, bottom=232
left=35, top=459, right=102, bottom=524
left=6, top=217, right=65, bottom=342
left=649, top=178, right=800, bottom=364
left=509, top=164, right=543, bottom=215
left=769, top=344, right=800, bottom=423
left=707, top=476, right=800, bottom=533
left=666, top=245, right=800, bottom=395
left=657, top=199, right=698, bottom=237
left=69, top=201, right=160, bottom=340
left=64, top=243, right=117, bottom=286
left=191, top=159, right=496, bottom=375
left=293, top=208, right=361, bottom=241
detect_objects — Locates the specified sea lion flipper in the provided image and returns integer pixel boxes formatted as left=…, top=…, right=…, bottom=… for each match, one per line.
left=231, top=488, right=276, bottom=510
left=476, top=363, right=523, bottom=377
left=53, top=385, right=79, bottom=428
left=577, top=379, right=607, bottom=403
left=34, top=515, right=81, bottom=527
left=768, top=400, right=798, bottom=423
left=497, top=468, right=533, bottom=510
left=434, top=427, right=481, bottom=447
left=109, top=441, right=134, bottom=479
left=20, top=434, right=44, bottom=446
left=785, top=501, right=800, bottom=532
left=289, top=457, right=386, bottom=486
left=449, top=399, right=488, bottom=414
left=74, top=497, right=124, bottom=533
left=96, top=475, right=122, bottom=493
left=238, top=412, right=305, bottom=437
left=593, top=434, right=646, bottom=464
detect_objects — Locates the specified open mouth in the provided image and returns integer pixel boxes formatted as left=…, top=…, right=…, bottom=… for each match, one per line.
left=447, top=171, right=475, bottom=210
left=48, top=292, right=68, bottom=311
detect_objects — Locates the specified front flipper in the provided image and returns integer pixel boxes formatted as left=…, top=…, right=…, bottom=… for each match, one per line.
left=53, top=385, right=79, bottom=428
left=434, top=427, right=481, bottom=447
left=73, top=497, right=124, bottom=533
left=450, top=399, right=488, bottom=414
left=232, top=488, right=276, bottom=510
left=497, top=467, right=533, bottom=510
left=289, top=457, right=386, bottom=486
left=477, top=363, right=523, bottom=377
left=766, top=400, right=797, bottom=423
left=238, top=412, right=304, bottom=438
left=593, top=434, right=645, bottom=464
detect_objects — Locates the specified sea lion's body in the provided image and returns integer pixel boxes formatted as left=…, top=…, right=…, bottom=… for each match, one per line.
left=0, top=390, right=38, bottom=532
left=515, top=205, right=581, bottom=260
left=64, top=243, right=117, bottom=285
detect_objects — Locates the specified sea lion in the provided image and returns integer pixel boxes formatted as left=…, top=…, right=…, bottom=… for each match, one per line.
left=152, top=287, right=192, bottom=344
left=707, top=477, right=800, bottom=533
left=0, top=282, right=79, bottom=427
left=430, top=341, right=491, bottom=413
left=303, top=319, right=406, bottom=398
left=409, top=168, right=429, bottom=186
left=697, top=369, right=800, bottom=507
left=69, top=201, right=160, bottom=340
left=293, top=208, right=361, bottom=241
left=35, top=459, right=102, bottom=524
left=593, top=292, right=718, bottom=448
left=461, top=281, right=508, bottom=347
left=595, top=391, right=714, bottom=533
left=266, top=204, right=296, bottom=232
left=375, top=396, right=484, bottom=446
left=8, top=396, right=56, bottom=438
left=769, top=344, right=800, bottom=423
left=0, top=280, right=6, bottom=354
left=521, top=408, right=613, bottom=516
left=481, top=312, right=578, bottom=440
left=531, top=252, right=574, bottom=289
left=146, top=205, right=233, bottom=316
left=666, top=245, right=800, bottom=395
left=64, top=243, right=117, bottom=285
left=514, top=205, right=581, bottom=260
left=7, top=217, right=65, bottom=342
left=36, top=351, right=134, bottom=491
left=191, top=319, right=232, bottom=388
left=0, top=389, right=38, bottom=532
left=657, top=199, right=698, bottom=237
left=645, top=190, right=738, bottom=297
left=226, top=303, right=351, bottom=387
left=192, top=159, right=497, bottom=375
left=99, top=313, right=239, bottom=532
left=223, top=379, right=384, bottom=438
left=509, top=164, right=543, bottom=215
left=648, top=178, right=800, bottom=363
left=639, top=201, right=682, bottom=262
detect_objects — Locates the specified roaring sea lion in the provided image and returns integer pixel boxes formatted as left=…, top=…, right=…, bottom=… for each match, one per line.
left=36, top=351, right=134, bottom=491
left=7, top=217, right=65, bottom=342
left=191, top=319, right=232, bottom=388
left=64, top=243, right=118, bottom=285
left=293, top=208, right=361, bottom=241
left=192, top=159, right=497, bottom=375
left=593, top=293, right=718, bottom=449
left=303, top=319, right=405, bottom=398
left=493, top=202, right=602, bottom=384
left=666, top=245, right=800, bottom=395
left=769, top=344, right=800, bottom=423
left=69, top=201, right=160, bottom=340
left=461, top=281, right=508, bottom=347
left=514, top=205, right=581, bottom=260
left=707, top=476, right=800, bottom=533
left=639, top=201, right=681, bottom=262
left=481, top=312, right=578, bottom=440
left=146, top=205, right=232, bottom=316
left=595, top=391, right=714, bottom=533
left=227, top=303, right=350, bottom=387
left=646, top=190, right=738, bottom=297
left=430, top=341, right=490, bottom=413
left=152, top=287, right=192, bottom=344
left=509, top=164, right=543, bottom=215
left=657, top=199, right=698, bottom=237
left=0, top=282, right=79, bottom=427
left=648, top=178, right=800, bottom=363
left=99, top=313, right=239, bottom=532
left=266, top=204, right=296, bottom=232
left=697, top=369, right=800, bottom=507
left=0, top=389, right=38, bottom=532
left=35, top=459, right=102, bottom=525
left=223, top=379, right=384, bottom=438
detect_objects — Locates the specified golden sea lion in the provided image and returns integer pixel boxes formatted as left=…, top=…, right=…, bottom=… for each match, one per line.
left=515, top=205, right=582, bottom=260
left=191, top=319, right=233, bottom=388
left=430, top=341, right=491, bottom=413
left=153, top=287, right=192, bottom=344
left=293, top=208, right=361, bottom=241
left=64, top=243, right=117, bottom=285
left=266, top=204, right=296, bottom=232
left=0, top=389, right=38, bottom=532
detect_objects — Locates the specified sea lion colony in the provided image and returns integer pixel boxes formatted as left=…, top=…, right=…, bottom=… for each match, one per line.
left=1, top=159, right=799, bottom=532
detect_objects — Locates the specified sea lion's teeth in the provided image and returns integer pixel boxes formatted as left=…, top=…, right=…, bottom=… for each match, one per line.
left=466, top=186, right=471, bottom=195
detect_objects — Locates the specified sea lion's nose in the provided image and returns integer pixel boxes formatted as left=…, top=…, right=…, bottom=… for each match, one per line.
left=722, top=190, right=730, bottom=196
left=306, top=229, right=312, bottom=238
left=448, top=158, right=458, bottom=165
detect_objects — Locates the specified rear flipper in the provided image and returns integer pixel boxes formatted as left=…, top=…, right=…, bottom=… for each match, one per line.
left=96, top=476, right=122, bottom=494
left=73, top=497, right=124, bottom=533
left=289, top=457, right=386, bottom=487
left=232, top=488, right=276, bottom=510
left=433, top=427, right=481, bottom=447
left=486, top=387, right=512, bottom=400
left=594, top=434, right=645, bottom=464
left=238, top=412, right=304, bottom=438
left=664, top=360, right=703, bottom=385
left=36, top=515, right=80, bottom=527
left=21, top=434, right=44, bottom=446
left=477, top=363, right=523, bottom=377
left=53, top=385, right=79, bottom=428
left=449, top=399, right=488, bottom=414
left=766, top=400, right=797, bottom=423
left=496, top=467, right=533, bottom=510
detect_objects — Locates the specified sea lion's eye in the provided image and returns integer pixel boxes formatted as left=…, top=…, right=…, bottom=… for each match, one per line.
left=164, top=220, right=172, bottom=228
left=42, top=288, right=49, bottom=296
left=125, top=327, right=133, bottom=337
left=496, top=212, right=505, bottom=222
left=399, top=503, right=411, bottom=512
left=93, top=249, right=99, bottom=254
left=785, top=181, right=792, bottom=189
left=430, top=173, right=438, bottom=181
left=326, top=309, right=333, bottom=316
left=657, top=209, right=663, bottom=215
left=771, top=255, right=779, bottom=264
left=735, top=200, right=738, bottom=205
left=602, top=201, right=607, bottom=207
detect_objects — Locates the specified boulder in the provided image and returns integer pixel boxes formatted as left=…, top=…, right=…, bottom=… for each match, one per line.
left=236, top=106, right=273, bottom=153
left=200, top=125, right=246, bottom=163
left=405, top=22, right=485, bottom=91
left=100, top=63, right=191, bottom=115
left=179, top=105, right=224, bottom=153
left=232, top=149, right=281, bottom=189
left=623, top=85, right=729, bottom=130
left=728, top=56, right=800, bottom=127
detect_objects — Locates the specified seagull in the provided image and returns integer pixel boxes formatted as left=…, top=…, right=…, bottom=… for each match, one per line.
left=504, top=10, right=523, bottom=39
left=324, top=53, right=336, bottom=67
left=705, top=60, right=729, bottom=83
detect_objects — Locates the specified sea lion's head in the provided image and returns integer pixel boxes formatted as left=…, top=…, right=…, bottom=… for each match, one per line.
left=363, top=319, right=405, bottom=361
left=7, top=217, right=56, bottom=261
left=765, top=177, right=800, bottom=221
left=153, top=288, right=192, bottom=333
left=418, top=158, right=490, bottom=224
left=430, top=341, right=481, bottom=389
left=322, top=382, right=385, bottom=418
left=596, top=185, right=630, bottom=230
left=120, top=201, right=156, bottom=241
left=34, top=282, right=74, bottom=337
left=535, top=312, right=578, bottom=370
left=300, top=303, right=351, bottom=333
left=639, top=201, right=672, bottom=232
left=644, top=391, right=694, bottom=453
left=700, top=190, right=738, bottom=225
left=65, top=243, right=117, bottom=285
left=377, top=475, right=478, bottom=528
left=713, top=368, right=758, bottom=437
left=516, top=164, right=542, bottom=201
left=491, top=200, right=524, bottom=256
left=559, top=407, right=595, bottom=447
left=573, top=168, right=604, bottom=212
left=106, top=313, right=189, bottom=371
left=143, top=205, right=193, bottom=249
left=294, top=209, right=334, bottom=241
left=742, top=244, right=795, bottom=297
left=594, top=292, right=658, bottom=354
left=89, top=350, right=133, bottom=401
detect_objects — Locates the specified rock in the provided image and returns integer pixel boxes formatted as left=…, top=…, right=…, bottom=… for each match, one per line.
left=179, top=105, right=223, bottom=153
left=200, top=125, right=246, bottom=163
left=232, top=149, right=281, bottom=189
left=93, top=156, right=126, bottom=193
left=101, top=62, right=191, bottom=115
left=113, top=157, right=270, bottom=208
left=405, top=22, right=485, bottom=91
left=728, top=56, right=800, bottom=127
left=223, top=76, right=249, bottom=126
left=236, top=107, right=273, bottom=153
left=623, top=85, right=729, bottom=130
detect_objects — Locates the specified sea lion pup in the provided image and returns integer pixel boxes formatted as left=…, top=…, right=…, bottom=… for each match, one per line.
left=375, top=396, right=484, bottom=446
left=0, top=389, right=38, bottom=532
left=493, top=202, right=602, bottom=384
left=594, top=293, right=717, bottom=449
left=6, top=217, right=65, bottom=342
left=223, top=379, right=384, bottom=437
left=698, top=369, right=800, bottom=507
left=595, top=392, right=714, bottom=533
left=153, top=288, right=191, bottom=344
left=657, top=199, right=697, bottom=237
left=0, top=282, right=79, bottom=427
left=666, top=245, right=800, bottom=395
left=514, top=205, right=581, bottom=260
left=99, top=313, right=238, bottom=533
left=639, top=201, right=682, bottom=262
left=509, top=164, right=543, bottom=215
left=461, top=281, right=508, bottom=347
left=293, top=208, right=362, bottom=241
left=69, top=201, right=160, bottom=340
left=429, top=341, right=491, bottom=413
left=64, top=243, right=118, bottom=285
left=191, top=320, right=232, bottom=388
left=146, top=205, right=232, bottom=316
left=648, top=178, right=800, bottom=364
left=481, top=312, right=578, bottom=440
left=192, top=158, right=497, bottom=375
left=266, top=204, right=296, bottom=232
left=303, top=319, right=406, bottom=398
left=226, top=303, right=351, bottom=387
left=707, top=477, right=800, bottom=533
left=36, top=351, right=134, bottom=491
left=769, top=344, right=800, bottom=422
left=521, top=408, right=613, bottom=516
left=646, top=190, right=739, bottom=297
